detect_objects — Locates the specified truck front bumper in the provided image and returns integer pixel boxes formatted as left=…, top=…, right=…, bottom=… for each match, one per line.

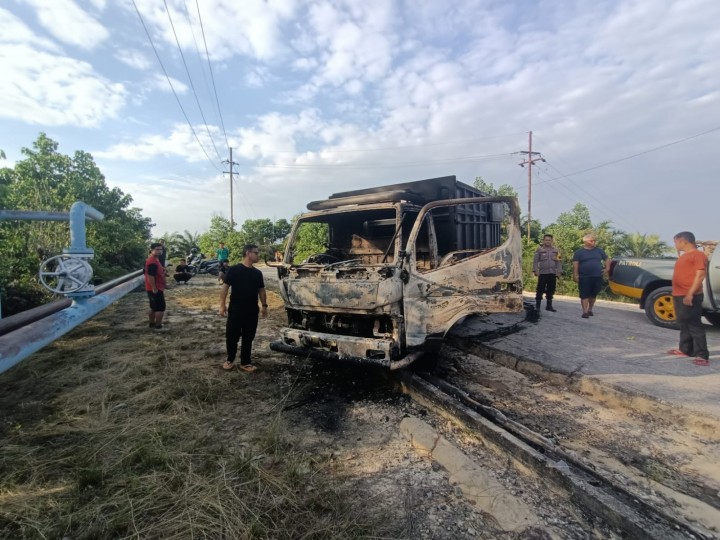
left=270, top=328, right=413, bottom=369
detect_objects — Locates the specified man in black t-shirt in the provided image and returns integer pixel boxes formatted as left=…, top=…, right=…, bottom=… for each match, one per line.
left=157, top=239, right=167, bottom=267
left=173, top=261, right=193, bottom=284
left=218, top=244, right=267, bottom=372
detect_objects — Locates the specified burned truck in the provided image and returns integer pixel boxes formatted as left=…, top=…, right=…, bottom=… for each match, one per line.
left=269, top=176, right=523, bottom=369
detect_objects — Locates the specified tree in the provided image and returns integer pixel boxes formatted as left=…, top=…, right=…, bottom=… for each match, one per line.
left=615, top=233, right=671, bottom=258
left=473, top=176, right=517, bottom=198
left=0, top=134, right=152, bottom=315
left=288, top=214, right=328, bottom=264
left=173, top=230, right=201, bottom=258
left=198, top=215, right=237, bottom=259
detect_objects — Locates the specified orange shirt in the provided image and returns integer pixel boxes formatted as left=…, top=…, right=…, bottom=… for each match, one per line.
left=672, top=250, right=707, bottom=296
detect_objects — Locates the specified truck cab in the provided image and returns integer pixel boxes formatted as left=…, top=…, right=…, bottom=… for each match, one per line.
left=269, top=176, right=523, bottom=369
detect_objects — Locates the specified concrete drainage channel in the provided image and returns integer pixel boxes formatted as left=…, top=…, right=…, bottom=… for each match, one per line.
left=397, top=371, right=715, bottom=540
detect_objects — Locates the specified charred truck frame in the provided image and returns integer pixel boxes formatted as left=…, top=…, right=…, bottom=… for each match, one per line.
left=269, top=176, right=523, bottom=369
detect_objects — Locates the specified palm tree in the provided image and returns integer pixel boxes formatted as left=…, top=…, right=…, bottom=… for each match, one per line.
left=174, top=230, right=201, bottom=258
left=616, top=233, right=671, bottom=258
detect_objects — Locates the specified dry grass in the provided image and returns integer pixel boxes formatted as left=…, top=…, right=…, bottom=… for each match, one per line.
left=0, top=281, right=402, bottom=539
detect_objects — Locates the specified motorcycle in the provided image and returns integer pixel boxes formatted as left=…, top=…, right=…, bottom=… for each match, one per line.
left=185, top=253, right=220, bottom=276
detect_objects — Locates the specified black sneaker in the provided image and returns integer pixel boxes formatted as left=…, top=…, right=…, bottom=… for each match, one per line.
left=581, top=313, right=589, bottom=319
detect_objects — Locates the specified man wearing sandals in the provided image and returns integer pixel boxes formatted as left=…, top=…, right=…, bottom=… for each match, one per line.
left=667, top=231, right=710, bottom=366
left=572, top=233, right=611, bottom=319
left=219, top=244, right=267, bottom=372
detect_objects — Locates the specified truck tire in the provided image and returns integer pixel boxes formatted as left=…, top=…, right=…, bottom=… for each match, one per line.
left=705, top=312, right=720, bottom=327
left=644, top=286, right=678, bottom=329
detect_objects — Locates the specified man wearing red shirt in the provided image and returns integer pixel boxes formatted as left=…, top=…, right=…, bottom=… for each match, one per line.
left=145, top=243, right=167, bottom=330
left=669, top=231, right=709, bottom=365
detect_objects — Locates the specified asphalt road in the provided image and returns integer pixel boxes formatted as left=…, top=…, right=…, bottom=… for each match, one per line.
left=452, top=295, right=720, bottom=420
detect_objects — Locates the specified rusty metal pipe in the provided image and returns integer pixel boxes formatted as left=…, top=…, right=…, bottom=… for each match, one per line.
left=0, top=269, right=143, bottom=337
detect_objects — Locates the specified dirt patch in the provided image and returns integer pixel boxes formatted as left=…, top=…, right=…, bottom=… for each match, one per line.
left=436, top=346, right=720, bottom=534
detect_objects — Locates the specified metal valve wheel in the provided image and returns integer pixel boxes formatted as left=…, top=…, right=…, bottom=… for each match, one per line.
left=39, top=255, right=93, bottom=294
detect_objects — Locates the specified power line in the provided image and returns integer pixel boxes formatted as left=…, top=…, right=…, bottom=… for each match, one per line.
left=223, top=147, right=238, bottom=227
left=536, top=160, right=639, bottom=232
left=534, top=125, right=720, bottom=186
left=255, top=152, right=513, bottom=170
left=233, top=175, right=256, bottom=219
left=516, top=131, right=544, bottom=240
left=131, top=0, right=222, bottom=172
left=530, top=134, right=640, bottom=230
left=195, top=0, right=230, bottom=153
left=163, top=0, right=224, bottom=163
left=251, top=131, right=528, bottom=154
left=182, top=0, right=217, bottom=126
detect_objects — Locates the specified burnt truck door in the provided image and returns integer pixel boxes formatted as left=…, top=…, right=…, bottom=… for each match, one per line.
left=401, top=196, right=523, bottom=354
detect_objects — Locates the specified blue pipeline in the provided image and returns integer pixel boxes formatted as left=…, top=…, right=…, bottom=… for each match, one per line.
left=67, top=201, right=104, bottom=255
left=0, top=275, right=144, bottom=375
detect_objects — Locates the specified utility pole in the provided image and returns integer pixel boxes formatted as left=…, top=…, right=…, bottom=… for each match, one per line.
left=518, top=131, right=545, bottom=241
left=223, top=148, right=238, bottom=229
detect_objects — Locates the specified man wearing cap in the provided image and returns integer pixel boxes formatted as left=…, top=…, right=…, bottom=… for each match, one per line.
left=533, top=234, right=562, bottom=312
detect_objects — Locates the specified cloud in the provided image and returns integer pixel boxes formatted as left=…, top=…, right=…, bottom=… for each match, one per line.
left=0, top=43, right=126, bottom=127
left=85, top=0, right=107, bottom=10
left=244, top=66, right=273, bottom=88
left=304, top=1, right=397, bottom=90
left=0, top=7, right=60, bottom=51
left=115, top=48, right=153, bottom=70
left=128, top=0, right=299, bottom=62
left=96, top=123, right=223, bottom=163
left=147, top=73, right=188, bottom=94
left=19, top=0, right=109, bottom=50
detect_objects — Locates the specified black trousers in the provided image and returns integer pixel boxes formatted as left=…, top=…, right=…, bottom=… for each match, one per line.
left=226, top=306, right=259, bottom=365
left=535, top=274, right=557, bottom=302
left=673, top=294, right=709, bottom=360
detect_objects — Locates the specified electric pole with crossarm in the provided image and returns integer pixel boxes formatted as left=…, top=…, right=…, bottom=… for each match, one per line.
left=223, top=147, right=238, bottom=229
left=518, top=131, right=545, bottom=241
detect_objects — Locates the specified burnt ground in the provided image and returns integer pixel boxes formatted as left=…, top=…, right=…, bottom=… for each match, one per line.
left=435, top=346, right=720, bottom=535
left=2, top=274, right=715, bottom=538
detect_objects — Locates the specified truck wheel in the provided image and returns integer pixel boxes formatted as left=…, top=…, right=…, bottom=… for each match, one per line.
left=644, top=286, right=678, bottom=329
left=705, top=312, right=720, bottom=327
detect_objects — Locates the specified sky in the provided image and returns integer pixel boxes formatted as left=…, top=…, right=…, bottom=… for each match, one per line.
left=1, top=0, right=718, bottom=244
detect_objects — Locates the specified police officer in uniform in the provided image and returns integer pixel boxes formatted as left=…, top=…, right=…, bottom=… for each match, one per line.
left=533, top=234, right=562, bottom=312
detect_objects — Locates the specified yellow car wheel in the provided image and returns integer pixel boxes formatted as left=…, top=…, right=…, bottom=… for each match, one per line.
left=644, top=286, right=678, bottom=329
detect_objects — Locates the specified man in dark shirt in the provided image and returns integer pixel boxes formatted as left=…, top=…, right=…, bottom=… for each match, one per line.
left=572, top=233, right=611, bottom=319
left=533, top=234, right=562, bottom=312
left=173, top=260, right=193, bottom=284
left=219, top=244, right=267, bottom=372
left=157, top=239, right=167, bottom=267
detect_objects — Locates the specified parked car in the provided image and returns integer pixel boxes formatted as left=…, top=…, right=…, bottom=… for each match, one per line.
left=608, top=241, right=720, bottom=329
